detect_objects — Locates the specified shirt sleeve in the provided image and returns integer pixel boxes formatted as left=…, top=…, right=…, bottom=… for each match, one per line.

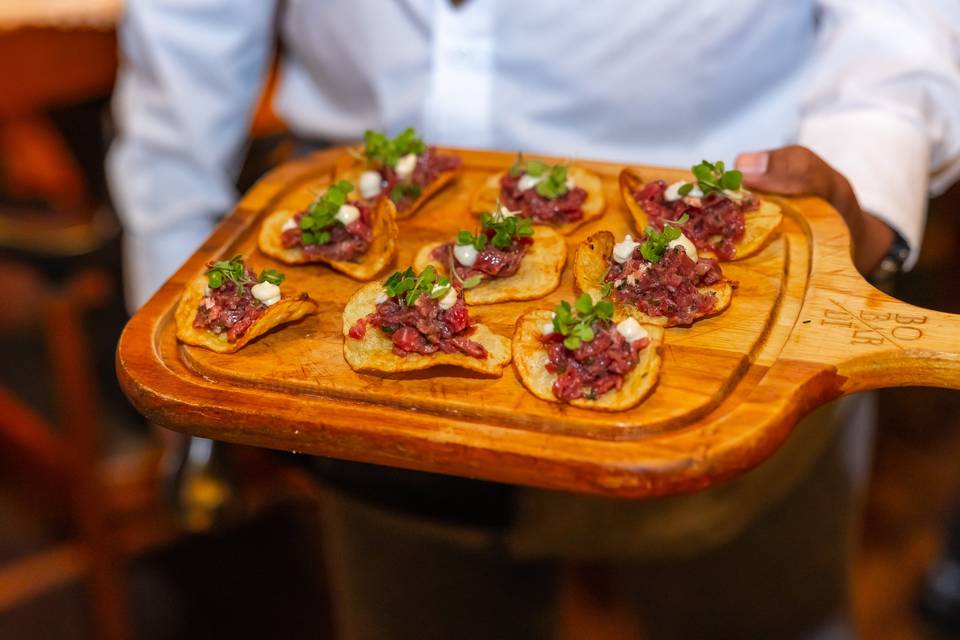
left=798, top=0, right=960, bottom=269
left=107, top=0, right=277, bottom=310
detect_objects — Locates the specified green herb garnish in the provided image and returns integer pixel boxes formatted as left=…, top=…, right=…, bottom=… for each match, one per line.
left=552, top=293, right=614, bottom=350
left=536, top=164, right=570, bottom=199
left=484, top=211, right=533, bottom=249
left=258, top=268, right=285, bottom=286
left=447, top=207, right=534, bottom=290
left=456, top=229, right=487, bottom=252
left=363, top=128, right=426, bottom=168
left=299, top=180, right=355, bottom=246
left=508, top=158, right=548, bottom=178
left=508, top=155, right=570, bottom=199
left=678, top=160, right=743, bottom=197
left=205, top=256, right=284, bottom=293
left=390, top=182, right=422, bottom=204
left=457, top=210, right=533, bottom=253
left=638, top=214, right=690, bottom=263
left=382, top=266, right=453, bottom=307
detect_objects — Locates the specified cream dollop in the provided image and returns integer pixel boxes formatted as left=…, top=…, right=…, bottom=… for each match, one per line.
left=335, top=204, right=360, bottom=226
left=359, top=170, right=383, bottom=199
left=517, top=173, right=543, bottom=191
left=613, top=234, right=641, bottom=264
left=395, top=153, right=418, bottom=180
left=454, top=243, right=479, bottom=267
left=251, top=281, right=281, bottom=306
left=616, top=317, right=648, bottom=342
left=433, top=285, right=458, bottom=311
left=664, top=181, right=704, bottom=202
left=541, top=312, right=557, bottom=336
left=667, top=233, right=699, bottom=262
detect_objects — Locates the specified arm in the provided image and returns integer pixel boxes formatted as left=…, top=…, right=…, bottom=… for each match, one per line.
left=107, top=0, right=277, bottom=310
left=737, top=0, right=960, bottom=275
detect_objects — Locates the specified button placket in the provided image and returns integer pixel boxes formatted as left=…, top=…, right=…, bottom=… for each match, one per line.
left=422, top=1, right=494, bottom=147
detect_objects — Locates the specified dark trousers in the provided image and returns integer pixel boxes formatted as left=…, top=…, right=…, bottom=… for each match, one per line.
left=318, top=398, right=874, bottom=640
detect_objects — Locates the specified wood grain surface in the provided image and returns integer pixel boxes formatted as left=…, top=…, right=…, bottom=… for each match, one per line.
left=116, top=147, right=960, bottom=498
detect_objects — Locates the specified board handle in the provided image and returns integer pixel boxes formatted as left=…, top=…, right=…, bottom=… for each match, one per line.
left=831, top=288, right=960, bottom=393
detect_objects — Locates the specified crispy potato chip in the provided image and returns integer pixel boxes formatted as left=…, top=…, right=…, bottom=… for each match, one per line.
left=175, top=276, right=318, bottom=354
left=257, top=196, right=399, bottom=281
left=342, top=282, right=512, bottom=376
left=470, top=165, right=606, bottom=235
left=620, top=168, right=782, bottom=261
left=574, top=231, right=731, bottom=327
left=512, top=309, right=663, bottom=411
left=412, top=227, right=567, bottom=305
left=334, top=149, right=460, bottom=219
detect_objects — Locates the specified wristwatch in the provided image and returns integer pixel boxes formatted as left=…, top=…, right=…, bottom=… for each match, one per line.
left=869, top=229, right=910, bottom=286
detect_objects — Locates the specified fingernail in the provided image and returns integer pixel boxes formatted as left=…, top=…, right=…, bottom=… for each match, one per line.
left=735, top=152, right=769, bottom=175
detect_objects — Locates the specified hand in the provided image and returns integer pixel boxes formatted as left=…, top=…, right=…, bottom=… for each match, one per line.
left=735, top=145, right=894, bottom=276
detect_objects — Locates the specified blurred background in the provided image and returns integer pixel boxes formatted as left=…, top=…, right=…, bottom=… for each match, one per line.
left=0, top=3, right=959, bottom=639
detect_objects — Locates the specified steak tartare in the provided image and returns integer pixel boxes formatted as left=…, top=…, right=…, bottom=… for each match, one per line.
left=541, top=319, right=650, bottom=402
left=633, top=178, right=758, bottom=261
left=281, top=201, right=373, bottom=262
left=500, top=171, right=587, bottom=225
left=605, top=245, right=724, bottom=327
left=349, top=272, right=487, bottom=359
left=193, top=267, right=267, bottom=343
left=376, top=146, right=461, bottom=212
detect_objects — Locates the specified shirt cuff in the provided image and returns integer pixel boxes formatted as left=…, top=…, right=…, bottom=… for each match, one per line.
left=797, top=110, right=930, bottom=270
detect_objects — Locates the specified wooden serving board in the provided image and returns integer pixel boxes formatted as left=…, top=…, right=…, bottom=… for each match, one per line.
left=117, top=147, right=960, bottom=498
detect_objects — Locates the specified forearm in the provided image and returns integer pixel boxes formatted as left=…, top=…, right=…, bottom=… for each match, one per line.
left=108, top=0, right=277, bottom=310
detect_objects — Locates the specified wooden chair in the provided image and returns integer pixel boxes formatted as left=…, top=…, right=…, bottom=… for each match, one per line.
left=0, top=19, right=159, bottom=640
left=0, top=263, right=136, bottom=640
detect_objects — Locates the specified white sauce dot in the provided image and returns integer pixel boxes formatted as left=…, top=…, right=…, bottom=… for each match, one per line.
left=664, top=181, right=703, bottom=202
left=433, top=285, right=458, bottom=310
left=613, top=234, right=641, bottom=264
left=723, top=188, right=746, bottom=202
left=251, top=281, right=281, bottom=306
left=667, top=233, right=699, bottom=262
left=517, top=174, right=543, bottom=191
left=281, top=217, right=298, bottom=232
left=335, top=204, right=361, bottom=225
left=616, top=317, right=648, bottom=342
left=359, top=170, right=383, bottom=199
left=395, top=153, right=418, bottom=180
left=454, top=243, right=479, bottom=267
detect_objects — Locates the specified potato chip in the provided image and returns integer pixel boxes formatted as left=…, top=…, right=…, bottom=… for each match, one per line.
left=342, top=281, right=512, bottom=376
left=334, top=149, right=460, bottom=219
left=175, top=276, right=318, bottom=353
left=257, top=195, right=398, bottom=281
left=512, top=309, right=663, bottom=411
left=620, top=168, right=782, bottom=261
left=574, top=231, right=732, bottom=327
left=470, top=165, right=606, bottom=235
left=412, top=226, right=567, bottom=305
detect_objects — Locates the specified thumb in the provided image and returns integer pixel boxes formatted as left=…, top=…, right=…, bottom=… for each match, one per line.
left=735, top=145, right=889, bottom=275
left=735, top=145, right=832, bottom=198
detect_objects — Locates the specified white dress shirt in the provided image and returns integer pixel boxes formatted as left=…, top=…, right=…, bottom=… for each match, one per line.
left=108, top=0, right=960, bottom=309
